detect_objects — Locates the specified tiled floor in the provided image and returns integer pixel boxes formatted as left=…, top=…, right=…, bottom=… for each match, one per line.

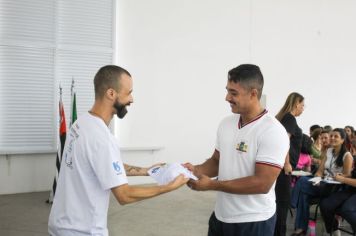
left=0, top=187, right=353, bottom=235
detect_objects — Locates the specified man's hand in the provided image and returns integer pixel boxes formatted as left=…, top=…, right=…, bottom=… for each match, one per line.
left=187, top=174, right=213, bottom=191
left=143, top=163, right=166, bottom=176
left=111, top=174, right=189, bottom=205
left=182, top=162, right=195, bottom=172
left=124, top=163, right=165, bottom=176
left=167, top=174, right=189, bottom=190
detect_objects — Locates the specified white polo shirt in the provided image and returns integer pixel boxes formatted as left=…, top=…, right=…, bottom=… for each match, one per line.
left=214, top=111, right=289, bottom=223
left=48, top=113, right=128, bottom=236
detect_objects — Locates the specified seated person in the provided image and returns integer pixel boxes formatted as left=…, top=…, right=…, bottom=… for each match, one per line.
left=291, top=147, right=311, bottom=187
left=320, top=169, right=356, bottom=234
left=309, top=128, right=323, bottom=170
left=297, top=134, right=313, bottom=172
left=290, top=128, right=353, bottom=236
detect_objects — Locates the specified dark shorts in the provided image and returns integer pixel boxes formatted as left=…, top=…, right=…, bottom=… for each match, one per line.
left=208, top=212, right=276, bottom=236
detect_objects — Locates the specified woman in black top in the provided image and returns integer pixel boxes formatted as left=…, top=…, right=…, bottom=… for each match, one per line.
left=274, top=92, right=304, bottom=236
left=320, top=170, right=356, bottom=234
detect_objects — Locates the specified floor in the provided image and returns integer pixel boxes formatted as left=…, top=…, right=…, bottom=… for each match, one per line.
left=0, top=186, right=353, bottom=236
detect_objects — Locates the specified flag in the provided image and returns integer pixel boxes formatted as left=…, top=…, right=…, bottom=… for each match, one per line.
left=70, top=78, right=77, bottom=126
left=47, top=85, right=67, bottom=203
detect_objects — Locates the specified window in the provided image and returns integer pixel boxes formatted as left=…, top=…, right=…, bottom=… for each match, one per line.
left=0, top=0, right=115, bottom=154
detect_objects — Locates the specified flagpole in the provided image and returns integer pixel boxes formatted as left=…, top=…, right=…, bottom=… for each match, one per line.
left=70, top=77, right=77, bottom=126
left=47, top=82, right=65, bottom=204
left=70, top=77, right=74, bottom=127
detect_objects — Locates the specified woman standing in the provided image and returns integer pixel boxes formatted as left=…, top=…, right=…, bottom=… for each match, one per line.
left=274, top=92, right=304, bottom=236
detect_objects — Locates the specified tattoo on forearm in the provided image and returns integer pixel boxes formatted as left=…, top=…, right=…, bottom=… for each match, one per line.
left=127, top=166, right=142, bottom=173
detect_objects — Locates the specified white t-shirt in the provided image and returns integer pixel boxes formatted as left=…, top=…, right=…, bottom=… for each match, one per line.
left=214, top=111, right=289, bottom=223
left=48, top=113, right=128, bottom=236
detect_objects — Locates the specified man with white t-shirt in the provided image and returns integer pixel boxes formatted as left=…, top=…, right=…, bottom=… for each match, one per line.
left=184, top=64, right=289, bottom=236
left=48, top=65, right=188, bottom=236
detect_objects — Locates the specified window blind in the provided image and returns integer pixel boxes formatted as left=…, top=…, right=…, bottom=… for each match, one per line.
left=0, top=0, right=114, bottom=154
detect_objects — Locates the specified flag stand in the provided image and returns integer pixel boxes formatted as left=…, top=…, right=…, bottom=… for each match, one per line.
left=47, top=83, right=67, bottom=204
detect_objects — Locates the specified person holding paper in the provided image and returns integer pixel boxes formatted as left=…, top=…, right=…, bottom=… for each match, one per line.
left=184, top=64, right=289, bottom=236
left=48, top=65, right=188, bottom=236
left=320, top=169, right=356, bottom=234
left=124, top=163, right=164, bottom=176
left=290, top=128, right=353, bottom=236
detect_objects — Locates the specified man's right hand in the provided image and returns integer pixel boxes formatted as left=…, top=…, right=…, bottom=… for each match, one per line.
left=167, top=174, right=189, bottom=190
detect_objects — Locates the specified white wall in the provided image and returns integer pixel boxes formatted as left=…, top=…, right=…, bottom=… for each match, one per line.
left=116, top=0, right=356, bottom=175
left=2, top=0, right=356, bottom=194
left=0, top=154, right=55, bottom=194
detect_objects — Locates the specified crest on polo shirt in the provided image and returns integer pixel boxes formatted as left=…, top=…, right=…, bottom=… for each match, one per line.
left=236, top=141, right=248, bottom=152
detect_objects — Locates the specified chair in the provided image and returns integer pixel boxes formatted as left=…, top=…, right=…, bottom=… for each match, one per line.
left=309, top=197, right=320, bottom=222
left=330, top=216, right=355, bottom=236
left=330, top=210, right=356, bottom=236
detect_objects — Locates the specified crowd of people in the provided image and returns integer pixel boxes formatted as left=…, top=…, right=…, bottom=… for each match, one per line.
left=272, top=91, right=356, bottom=236
left=48, top=64, right=355, bottom=236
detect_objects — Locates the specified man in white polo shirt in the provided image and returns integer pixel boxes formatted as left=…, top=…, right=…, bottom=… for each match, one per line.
left=184, top=64, right=289, bottom=236
left=48, top=65, right=188, bottom=236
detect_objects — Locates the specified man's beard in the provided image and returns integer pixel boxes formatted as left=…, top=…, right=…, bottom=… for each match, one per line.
left=113, top=100, right=128, bottom=119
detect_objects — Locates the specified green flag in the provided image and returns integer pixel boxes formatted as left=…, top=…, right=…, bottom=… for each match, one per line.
left=71, top=92, right=77, bottom=124
left=70, top=78, right=77, bottom=126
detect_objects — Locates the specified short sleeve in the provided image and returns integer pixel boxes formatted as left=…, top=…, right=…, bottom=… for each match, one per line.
left=90, top=138, right=128, bottom=190
left=215, top=125, right=221, bottom=152
left=342, top=152, right=352, bottom=162
left=256, top=125, right=290, bottom=169
left=281, top=113, right=297, bottom=136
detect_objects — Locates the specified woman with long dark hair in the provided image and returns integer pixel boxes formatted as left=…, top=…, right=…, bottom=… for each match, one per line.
left=274, top=92, right=304, bottom=236
left=290, top=128, right=353, bottom=236
left=344, top=125, right=355, bottom=151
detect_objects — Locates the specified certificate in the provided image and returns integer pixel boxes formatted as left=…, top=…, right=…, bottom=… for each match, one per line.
left=148, top=163, right=198, bottom=185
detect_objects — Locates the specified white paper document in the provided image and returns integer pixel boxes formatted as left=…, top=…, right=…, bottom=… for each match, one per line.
left=308, top=176, right=322, bottom=185
left=291, top=170, right=312, bottom=177
left=322, top=178, right=342, bottom=184
left=308, top=176, right=342, bottom=185
left=148, top=163, right=198, bottom=185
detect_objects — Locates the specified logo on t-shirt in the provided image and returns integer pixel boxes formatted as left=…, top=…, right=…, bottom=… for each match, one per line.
left=236, top=141, right=248, bottom=153
left=112, top=161, right=122, bottom=175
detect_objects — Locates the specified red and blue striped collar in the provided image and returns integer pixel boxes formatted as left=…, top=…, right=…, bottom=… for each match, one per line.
left=238, top=109, right=268, bottom=129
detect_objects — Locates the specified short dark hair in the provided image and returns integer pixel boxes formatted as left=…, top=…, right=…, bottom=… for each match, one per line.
left=228, top=64, right=264, bottom=99
left=321, top=129, right=331, bottom=135
left=310, top=124, right=321, bottom=133
left=323, top=125, right=333, bottom=133
left=94, top=65, right=131, bottom=99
